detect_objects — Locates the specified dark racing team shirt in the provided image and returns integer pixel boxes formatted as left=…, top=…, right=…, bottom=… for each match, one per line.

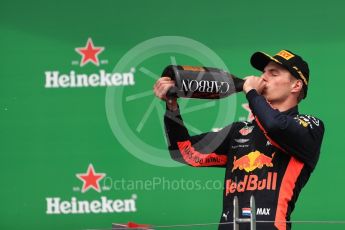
left=164, top=89, right=325, bottom=230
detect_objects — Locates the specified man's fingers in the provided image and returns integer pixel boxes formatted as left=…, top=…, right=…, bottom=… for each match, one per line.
left=243, top=75, right=264, bottom=94
left=155, top=81, right=174, bottom=93
left=157, top=86, right=172, bottom=99
left=159, top=86, right=172, bottom=99
left=153, top=78, right=175, bottom=100
left=154, top=78, right=174, bottom=90
left=160, top=76, right=172, bottom=81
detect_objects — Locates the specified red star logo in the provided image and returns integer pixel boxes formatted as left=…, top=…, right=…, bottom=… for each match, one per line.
left=242, top=103, right=254, bottom=121
left=75, top=38, right=104, bottom=67
left=76, top=164, right=105, bottom=193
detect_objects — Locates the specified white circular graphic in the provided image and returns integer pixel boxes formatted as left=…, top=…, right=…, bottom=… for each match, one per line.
left=105, top=36, right=238, bottom=167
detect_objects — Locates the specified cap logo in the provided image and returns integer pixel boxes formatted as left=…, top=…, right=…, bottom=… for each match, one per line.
left=277, top=50, right=294, bottom=60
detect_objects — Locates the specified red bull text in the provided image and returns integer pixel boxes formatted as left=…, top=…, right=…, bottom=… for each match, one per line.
left=226, top=172, right=277, bottom=195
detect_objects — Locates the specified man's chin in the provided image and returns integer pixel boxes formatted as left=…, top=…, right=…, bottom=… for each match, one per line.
left=262, top=93, right=272, bottom=103
left=262, top=91, right=268, bottom=99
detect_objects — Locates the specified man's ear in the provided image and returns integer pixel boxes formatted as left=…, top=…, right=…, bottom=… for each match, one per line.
left=291, top=79, right=303, bottom=93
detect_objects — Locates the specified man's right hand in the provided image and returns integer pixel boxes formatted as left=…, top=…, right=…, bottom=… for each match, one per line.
left=153, top=77, right=178, bottom=110
left=243, top=76, right=266, bottom=94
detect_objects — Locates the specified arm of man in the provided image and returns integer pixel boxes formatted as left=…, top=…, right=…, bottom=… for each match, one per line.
left=243, top=77, right=325, bottom=169
left=154, top=77, right=233, bottom=167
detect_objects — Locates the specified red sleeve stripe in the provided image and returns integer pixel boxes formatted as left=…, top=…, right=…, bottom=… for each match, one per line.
left=274, top=157, right=304, bottom=230
left=177, top=141, right=228, bottom=167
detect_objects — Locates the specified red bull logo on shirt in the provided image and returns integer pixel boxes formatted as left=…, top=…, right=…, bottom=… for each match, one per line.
left=232, top=151, right=275, bottom=172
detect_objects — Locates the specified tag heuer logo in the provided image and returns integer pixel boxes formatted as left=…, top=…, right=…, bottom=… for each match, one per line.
left=239, top=126, right=254, bottom=136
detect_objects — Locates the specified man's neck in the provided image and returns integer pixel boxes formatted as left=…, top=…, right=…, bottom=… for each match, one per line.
left=269, top=99, right=298, bottom=112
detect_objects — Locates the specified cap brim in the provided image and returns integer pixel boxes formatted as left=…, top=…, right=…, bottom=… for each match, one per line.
left=250, top=52, right=280, bottom=72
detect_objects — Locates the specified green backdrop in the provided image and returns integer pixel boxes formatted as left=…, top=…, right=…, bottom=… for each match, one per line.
left=1, top=0, right=344, bottom=229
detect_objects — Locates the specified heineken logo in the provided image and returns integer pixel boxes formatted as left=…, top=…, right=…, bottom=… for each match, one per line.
left=46, top=195, right=137, bottom=214
left=44, top=38, right=136, bottom=88
left=45, top=164, right=138, bottom=215
left=44, top=69, right=135, bottom=88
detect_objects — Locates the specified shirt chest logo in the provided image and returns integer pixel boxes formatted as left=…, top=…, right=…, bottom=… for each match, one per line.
left=232, top=151, right=275, bottom=172
left=239, top=126, right=254, bottom=136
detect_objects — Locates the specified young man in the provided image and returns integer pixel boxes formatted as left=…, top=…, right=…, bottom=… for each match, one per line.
left=153, top=50, right=325, bottom=230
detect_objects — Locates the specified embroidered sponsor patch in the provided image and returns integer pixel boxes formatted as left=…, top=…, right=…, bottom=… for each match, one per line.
left=277, top=50, right=294, bottom=60
left=239, top=126, right=254, bottom=136
left=294, top=115, right=320, bottom=128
